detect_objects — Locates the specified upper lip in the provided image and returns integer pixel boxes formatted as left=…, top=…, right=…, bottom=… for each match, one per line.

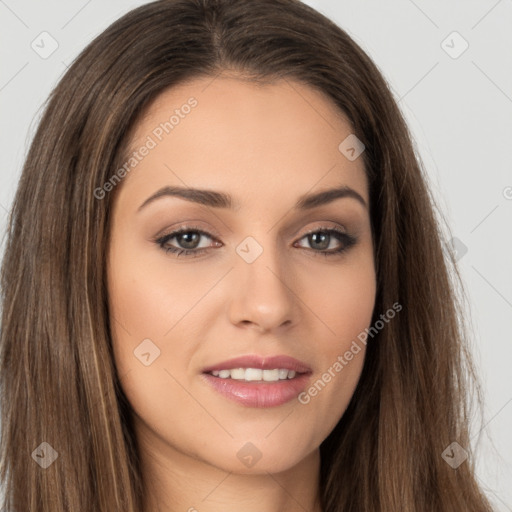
left=202, top=354, right=312, bottom=374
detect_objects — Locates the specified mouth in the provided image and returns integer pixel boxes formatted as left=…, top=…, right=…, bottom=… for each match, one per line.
left=202, top=353, right=312, bottom=375
left=201, top=354, right=312, bottom=407
left=205, top=367, right=306, bottom=382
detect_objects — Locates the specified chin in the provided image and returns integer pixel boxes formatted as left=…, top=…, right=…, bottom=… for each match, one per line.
left=197, top=434, right=318, bottom=476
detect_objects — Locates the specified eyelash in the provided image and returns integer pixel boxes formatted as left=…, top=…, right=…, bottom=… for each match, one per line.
left=155, top=225, right=357, bottom=259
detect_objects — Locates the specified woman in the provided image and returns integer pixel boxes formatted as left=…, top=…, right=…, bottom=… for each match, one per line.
left=0, top=0, right=494, bottom=510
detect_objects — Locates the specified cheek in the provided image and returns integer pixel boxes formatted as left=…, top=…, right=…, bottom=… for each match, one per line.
left=296, top=253, right=375, bottom=429
left=303, top=248, right=376, bottom=346
left=106, top=235, right=211, bottom=348
left=106, top=247, right=211, bottom=456
left=106, top=238, right=218, bottom=419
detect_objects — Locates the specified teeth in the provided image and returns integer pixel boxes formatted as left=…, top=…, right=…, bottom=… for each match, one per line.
left=230, top=368, right=245, bottom=380
left=210, top=368, right=298, bottom=381
left=278, top=369, right=289, bottom=379
left=263, top=369, right=279, bottom=381
left=245, top=368, right=262, bottom=381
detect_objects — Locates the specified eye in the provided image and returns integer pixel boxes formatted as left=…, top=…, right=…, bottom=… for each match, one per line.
left=294, top=227, right=357, bottom=257
left=155, top=225, right=357, bottom=258
left=155, top=226, right=219, bottom=258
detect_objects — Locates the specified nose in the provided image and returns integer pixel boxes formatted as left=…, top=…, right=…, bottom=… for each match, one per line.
left=227, top=237, right=298, bottom=333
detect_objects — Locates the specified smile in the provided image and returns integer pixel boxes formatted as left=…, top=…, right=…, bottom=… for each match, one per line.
left=208, top=368, right=300, bottom=381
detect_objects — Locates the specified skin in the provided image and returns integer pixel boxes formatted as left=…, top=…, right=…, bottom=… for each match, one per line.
left=107, top=74, right=376, bottom=512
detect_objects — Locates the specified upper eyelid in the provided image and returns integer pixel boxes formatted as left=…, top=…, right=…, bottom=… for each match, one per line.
left=157, top=227, right=216, bottom=241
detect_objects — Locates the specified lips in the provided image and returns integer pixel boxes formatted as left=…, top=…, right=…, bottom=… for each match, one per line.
left=200, top=354, right=312, bottom=407
left=202, top=354, right=312, bottom=374
left=201, top=372, right=311, bottom=407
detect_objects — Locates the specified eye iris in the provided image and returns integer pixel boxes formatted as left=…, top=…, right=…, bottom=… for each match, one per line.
left=178, top=232, right=200, bottom=249
left=309, top=232, right=330, bottom=250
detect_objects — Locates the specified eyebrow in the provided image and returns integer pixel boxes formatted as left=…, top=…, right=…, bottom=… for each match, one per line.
left=137, top=184, right=367, bottom=212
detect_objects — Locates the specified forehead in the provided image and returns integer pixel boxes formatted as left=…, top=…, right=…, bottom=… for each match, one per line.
left=120, top=74, right=368, bottom=210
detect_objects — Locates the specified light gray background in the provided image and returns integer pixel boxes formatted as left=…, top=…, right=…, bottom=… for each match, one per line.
left=0, top=0, right=511, bottom=509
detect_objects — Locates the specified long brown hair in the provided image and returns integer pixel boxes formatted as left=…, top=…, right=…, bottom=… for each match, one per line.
left=0, top=0, right=493, bottom=510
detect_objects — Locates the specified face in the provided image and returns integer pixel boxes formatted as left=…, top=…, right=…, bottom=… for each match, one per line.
left=107, top=75, right=376, bottom=475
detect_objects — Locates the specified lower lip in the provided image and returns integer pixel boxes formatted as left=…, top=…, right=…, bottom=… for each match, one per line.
left=201, top=372, right=311, bottom=408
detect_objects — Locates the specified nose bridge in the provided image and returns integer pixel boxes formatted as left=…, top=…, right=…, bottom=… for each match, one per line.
left=229, top=232, right=296, bottom=329
left=235, top=231, right=286, bottom=284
